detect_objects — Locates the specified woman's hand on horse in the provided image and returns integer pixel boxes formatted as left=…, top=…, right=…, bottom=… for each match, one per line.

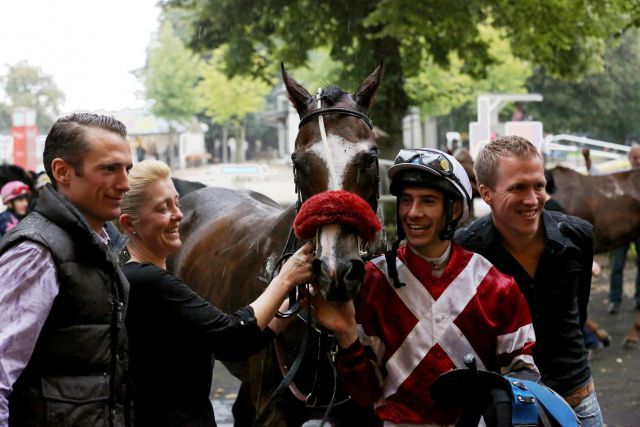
left=277, top=242, right=315, bottom=290
left=311, top=296, right=358, bottom=349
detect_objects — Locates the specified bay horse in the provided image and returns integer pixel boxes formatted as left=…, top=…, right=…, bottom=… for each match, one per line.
left=171, top=177, right=206, bottom=197
left=549, top=165, right=640, bottom=253
left=173, top=63, right=384, bottom=426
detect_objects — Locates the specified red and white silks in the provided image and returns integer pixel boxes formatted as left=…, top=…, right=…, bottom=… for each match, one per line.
left=337, top=245, right=537, bottom=426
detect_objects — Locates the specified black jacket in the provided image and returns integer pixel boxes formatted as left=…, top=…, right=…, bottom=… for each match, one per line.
left=0, top=185, right=131, bottom=427
left=123, top=262, right=273, bottom=426
left=454, top=210, right=593, bottom=395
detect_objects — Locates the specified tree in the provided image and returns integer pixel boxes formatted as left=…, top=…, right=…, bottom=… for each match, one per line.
left=165, top=0, right=637, bottom=155
left=196, top=47, right=272, bottom=162
left=0, top=104, right=11, bottom=132
left=406, top=25, right=532, bottom=118
left=527, top=28, right=640, bottom=144
left=142, top=20, right=201, bottom=168
left=1, top=61, right=65, bottom=132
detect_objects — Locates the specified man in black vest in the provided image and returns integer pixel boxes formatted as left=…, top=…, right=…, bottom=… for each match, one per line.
left=0, top=113, right=133, bottom=426
left=455, top=136, right=603, bottom=426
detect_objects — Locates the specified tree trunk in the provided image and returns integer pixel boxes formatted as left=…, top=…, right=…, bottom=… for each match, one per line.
left=168, top=125, right=178, bottom=169
left=371, top=36, right=411, bottom=158
left=222, top=123, right=229, bottom=163
left=236, top=124, right=246, bottom=162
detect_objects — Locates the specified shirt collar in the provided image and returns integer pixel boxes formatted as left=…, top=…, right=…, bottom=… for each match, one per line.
left=540, top=210, right=580, bottom=253
left=476, top=210, right=578, bottom=254
left=95, top=227, right=111, bottom=246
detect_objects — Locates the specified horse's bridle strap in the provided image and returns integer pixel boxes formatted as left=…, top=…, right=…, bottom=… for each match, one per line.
left=298, top=107, right=373, bottom=130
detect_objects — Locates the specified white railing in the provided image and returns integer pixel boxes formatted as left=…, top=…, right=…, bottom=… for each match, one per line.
left=549, top=134, right=630, bottom=155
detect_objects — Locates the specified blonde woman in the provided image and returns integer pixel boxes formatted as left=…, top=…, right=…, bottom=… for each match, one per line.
left=118, top=160, right=313, bottom=426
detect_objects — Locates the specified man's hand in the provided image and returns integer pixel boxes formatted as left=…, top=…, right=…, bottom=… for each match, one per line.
left=311, top=293, right=358, bottom=348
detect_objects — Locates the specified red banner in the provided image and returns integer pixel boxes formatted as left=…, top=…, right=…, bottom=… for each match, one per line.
left=10, top=125, right=38, bottom=170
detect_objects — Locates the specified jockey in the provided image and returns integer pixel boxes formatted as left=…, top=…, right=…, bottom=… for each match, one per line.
left=313, top=148, right=539, bottom=426
left=0, top=180, right=31, bottom=237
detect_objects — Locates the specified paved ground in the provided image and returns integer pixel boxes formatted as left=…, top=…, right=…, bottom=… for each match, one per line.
left=586, top=254, right=640, bottom=427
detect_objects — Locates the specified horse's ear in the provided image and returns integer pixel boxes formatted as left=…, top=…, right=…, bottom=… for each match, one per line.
left=353, top=59, right=384, bottom=111
left=281, top=62, right=312, bottom=115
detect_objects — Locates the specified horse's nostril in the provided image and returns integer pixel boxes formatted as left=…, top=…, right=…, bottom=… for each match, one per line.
left=344, top=260, right=365, bottom=283
left=312, top=258, right=323, bottom=275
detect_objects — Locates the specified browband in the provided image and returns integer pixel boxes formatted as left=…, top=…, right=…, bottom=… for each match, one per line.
left=298, top=107, right=373, bottom=130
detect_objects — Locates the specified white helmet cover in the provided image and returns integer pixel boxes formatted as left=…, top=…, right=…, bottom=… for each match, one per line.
left=388, top=148, right=473, bottom=224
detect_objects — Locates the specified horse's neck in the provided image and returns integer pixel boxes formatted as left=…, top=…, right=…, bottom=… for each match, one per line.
left=275, top=204, right=297, bottom=230
left=269, top=205, right=298, bottom=252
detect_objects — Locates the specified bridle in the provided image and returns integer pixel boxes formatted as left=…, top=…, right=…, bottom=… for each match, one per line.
left=300, top=89, right=374, bottom=192
left=254, top=94, right=378, bottom=426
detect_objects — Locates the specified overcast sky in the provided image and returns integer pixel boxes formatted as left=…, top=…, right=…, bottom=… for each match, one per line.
left=0, top=0, right=161, bottom=113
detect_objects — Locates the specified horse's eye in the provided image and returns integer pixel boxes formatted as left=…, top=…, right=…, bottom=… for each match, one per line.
left=362, top=151, right=377, bottom=169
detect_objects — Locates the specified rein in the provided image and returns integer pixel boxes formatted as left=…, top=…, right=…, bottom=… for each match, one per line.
left=254, top=97, right=376, bottom=425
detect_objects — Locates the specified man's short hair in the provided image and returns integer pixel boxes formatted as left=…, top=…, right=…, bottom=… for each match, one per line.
left=474, top=135, right=542, bottom=188
left=43, top=113, right=127, bottom=184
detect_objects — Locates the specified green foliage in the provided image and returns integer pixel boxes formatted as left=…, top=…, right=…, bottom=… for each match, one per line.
left=406, top=25, right=531, bottom=118
left=527, top=28, right=640, bottom=144
left=165, top=0, right=638, bottom=153
left=0, top=104, right=11, bottom=132
left=196, top=47, right=272, bottom=126
left=288, top=48, right=343, bottom=93
left=143, top=20, right=200, bottom=123
left=1, top=61, right=65, bottom=132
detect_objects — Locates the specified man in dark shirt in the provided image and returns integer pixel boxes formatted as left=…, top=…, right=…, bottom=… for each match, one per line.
left=455, top=135, right=603, bottom=426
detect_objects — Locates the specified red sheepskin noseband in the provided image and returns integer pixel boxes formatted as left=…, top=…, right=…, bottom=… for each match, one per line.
left=294, top=190, right=381, bottom=242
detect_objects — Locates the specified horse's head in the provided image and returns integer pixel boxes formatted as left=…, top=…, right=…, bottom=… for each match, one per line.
left=282, top=62, right=383, bottom=302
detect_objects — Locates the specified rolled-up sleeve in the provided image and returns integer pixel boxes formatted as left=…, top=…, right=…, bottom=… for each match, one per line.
left=0, top=241, right=58, bottom=427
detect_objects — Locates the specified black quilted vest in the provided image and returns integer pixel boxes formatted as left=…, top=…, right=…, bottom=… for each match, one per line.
left=0, top=185, right=131, bottom=427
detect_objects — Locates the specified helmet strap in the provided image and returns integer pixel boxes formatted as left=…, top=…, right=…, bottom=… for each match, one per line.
left=438, top=198, right=459, bottom=241
left=385, top=238, right=405, bottom=289
left=386, top=203, right=406, bottom=288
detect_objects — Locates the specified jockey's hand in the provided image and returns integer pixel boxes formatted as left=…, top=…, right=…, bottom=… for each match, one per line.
left=277, top=242, right=314, bottom=290
left=310, top=294, right=358, bottom=348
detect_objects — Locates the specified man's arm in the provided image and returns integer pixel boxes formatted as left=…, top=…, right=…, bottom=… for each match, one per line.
left=577, top=231, right=595, bottom=328
left=496, top=277, right=539, bottom=378
left=312, top=296, right=383, bottom=406
left=560, top=218, right=595, bottom=327
left=0, top=241, right=58, bottom=427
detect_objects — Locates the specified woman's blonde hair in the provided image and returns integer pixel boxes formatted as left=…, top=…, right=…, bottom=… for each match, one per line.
left=120, top=159, right=171, bottom=225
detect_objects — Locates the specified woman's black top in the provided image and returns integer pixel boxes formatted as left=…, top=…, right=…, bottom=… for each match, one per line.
left=123, top=262, right=273, bottom=426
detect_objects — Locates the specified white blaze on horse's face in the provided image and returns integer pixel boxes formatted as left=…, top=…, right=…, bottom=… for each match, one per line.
left=314, top=224, right=363, bottom=301
left=309, top=134, right=372, bottom=191
left=309, top=135, right=371, bottom=301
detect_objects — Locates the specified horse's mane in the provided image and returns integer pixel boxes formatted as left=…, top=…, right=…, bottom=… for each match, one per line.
left=320, top=86, right=346, bottom=105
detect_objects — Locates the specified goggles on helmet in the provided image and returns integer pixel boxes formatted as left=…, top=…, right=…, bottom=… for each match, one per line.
left=393, top=149, right=465, bottom=191
left=394, top=149, right=453, bottom=176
